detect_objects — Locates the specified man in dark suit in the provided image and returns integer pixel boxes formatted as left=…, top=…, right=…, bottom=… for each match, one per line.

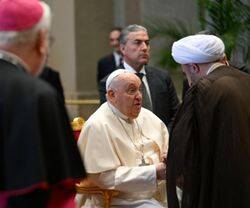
left=99, top=24, right=179, bottom=130
left=97, top=27, right=123, bottom=83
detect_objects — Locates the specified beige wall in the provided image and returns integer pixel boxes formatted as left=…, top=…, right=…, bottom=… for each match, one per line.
left=75, top=0, right=114, bottom=98
left=140, top=0, right=198, bottom=27
left=44, top=0, right=77, bottom=97
left=124, top=0, right=141, bottom=25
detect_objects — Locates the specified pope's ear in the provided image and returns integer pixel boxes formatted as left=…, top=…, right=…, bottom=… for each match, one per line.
left=107, top=89, right=116, bottom=101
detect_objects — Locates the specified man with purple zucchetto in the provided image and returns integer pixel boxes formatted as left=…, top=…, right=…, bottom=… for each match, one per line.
left=0, top=0, right=86, bottom=207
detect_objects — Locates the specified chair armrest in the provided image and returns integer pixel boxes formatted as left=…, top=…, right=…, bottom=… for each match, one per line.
left=75, top=179, right=119, bottom=208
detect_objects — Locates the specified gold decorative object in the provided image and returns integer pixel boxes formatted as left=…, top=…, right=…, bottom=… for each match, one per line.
left=71, top=117, right=85, bottom=131
left=76, top=178, right=119, bottom=208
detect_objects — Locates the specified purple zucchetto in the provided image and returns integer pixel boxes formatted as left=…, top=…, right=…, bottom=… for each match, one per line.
left=0, top=0, right=43, bottom=31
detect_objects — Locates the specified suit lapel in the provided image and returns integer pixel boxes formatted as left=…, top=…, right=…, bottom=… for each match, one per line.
left=109, top=54, right=116, bottom=70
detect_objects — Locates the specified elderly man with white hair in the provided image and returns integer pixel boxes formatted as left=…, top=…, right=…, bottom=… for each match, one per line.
left=167, top=34, right=250, bottom=208
left=0, top=0, right=85, bottom=207
left=76, top=69, right=169, bottom=207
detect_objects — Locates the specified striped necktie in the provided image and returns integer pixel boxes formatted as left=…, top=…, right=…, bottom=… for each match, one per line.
left=117, top=57, right=124, bottom=69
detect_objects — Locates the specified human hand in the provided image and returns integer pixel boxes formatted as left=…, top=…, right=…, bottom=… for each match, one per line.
left=156, top=162, right=166, bottom=180
left=161, top=153, right=167, bottom=163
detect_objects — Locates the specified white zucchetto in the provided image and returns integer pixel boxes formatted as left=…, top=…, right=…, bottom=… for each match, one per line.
left=106, top=69, right=131, bottom=91
left=172, top=34, right=225, bottom=64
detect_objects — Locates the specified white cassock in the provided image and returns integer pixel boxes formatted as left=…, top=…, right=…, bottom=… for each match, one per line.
left=76, top=102, right=169, bottom=207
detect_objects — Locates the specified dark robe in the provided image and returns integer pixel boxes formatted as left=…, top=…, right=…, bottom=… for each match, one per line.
left=167, top=66, right=250, bottom=208
left=181, top=77, right=189, bottom=101
left=0, top=59, right=86, bottom=207
left=39, top=66, right=65, bottom=103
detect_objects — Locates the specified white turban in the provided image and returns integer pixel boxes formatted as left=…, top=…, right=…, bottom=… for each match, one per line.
left=106, top=69, right=132, bottom=91
left=172, top=34, right=225, bottom=64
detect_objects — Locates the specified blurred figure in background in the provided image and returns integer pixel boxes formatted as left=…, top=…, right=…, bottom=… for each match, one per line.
left=0, top=0, right=85, bottom=207
left=167, top=34, right=250, bottom=208
left=97, top=27, right=123, bottom=84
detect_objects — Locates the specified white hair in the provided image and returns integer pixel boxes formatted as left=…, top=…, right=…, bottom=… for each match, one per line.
left=0, top=2, right=52, bottom=47
left=106, top=69, right=133, bottom=91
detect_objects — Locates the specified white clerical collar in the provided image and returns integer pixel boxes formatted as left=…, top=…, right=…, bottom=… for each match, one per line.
left=123, top=61, right=146, bottom=75
left=113, top=51, right=122, bottom=67
left=0, top=50, right=30, bottom=73
left=108, top=102, right=133, bottom=123
left=206, top=62, right=225, bottom=75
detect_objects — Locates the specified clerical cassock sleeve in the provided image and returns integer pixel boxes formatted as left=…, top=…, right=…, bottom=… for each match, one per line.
left=89, top=165, right=157, bottom=192
left=167, top=68, right=250, bottom=208
left=37, top=85, right=86, bottom=184
left=1, top=79, right=85, bottom=195
left=167, top=86, right=199, bottom=208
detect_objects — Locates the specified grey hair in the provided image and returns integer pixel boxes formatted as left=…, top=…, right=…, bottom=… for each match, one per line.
left=0, top=2, right=52, bottom=47
left=119, top=24, right=147, bottom=45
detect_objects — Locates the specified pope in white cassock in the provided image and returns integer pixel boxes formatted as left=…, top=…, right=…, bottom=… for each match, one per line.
left=76, top=69, right=169, bottom=207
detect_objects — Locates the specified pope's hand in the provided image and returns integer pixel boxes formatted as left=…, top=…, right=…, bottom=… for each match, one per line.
left=156, top=162, right=166, bottom=180
left=161, top=152, right=167, bottom=163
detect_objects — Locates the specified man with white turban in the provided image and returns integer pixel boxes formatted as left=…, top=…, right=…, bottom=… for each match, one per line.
left=167, top=34, right=250, bottom=208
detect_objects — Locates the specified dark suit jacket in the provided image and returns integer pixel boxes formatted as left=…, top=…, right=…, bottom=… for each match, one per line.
left=39, top=66, right=65, bottom=102
left=99, top=66, right=179, bottom=130
left=97, top=53, right=116, bottom=83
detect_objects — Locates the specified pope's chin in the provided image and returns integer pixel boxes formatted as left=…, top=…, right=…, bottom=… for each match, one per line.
left=129, top=107, right=141, bottom=119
